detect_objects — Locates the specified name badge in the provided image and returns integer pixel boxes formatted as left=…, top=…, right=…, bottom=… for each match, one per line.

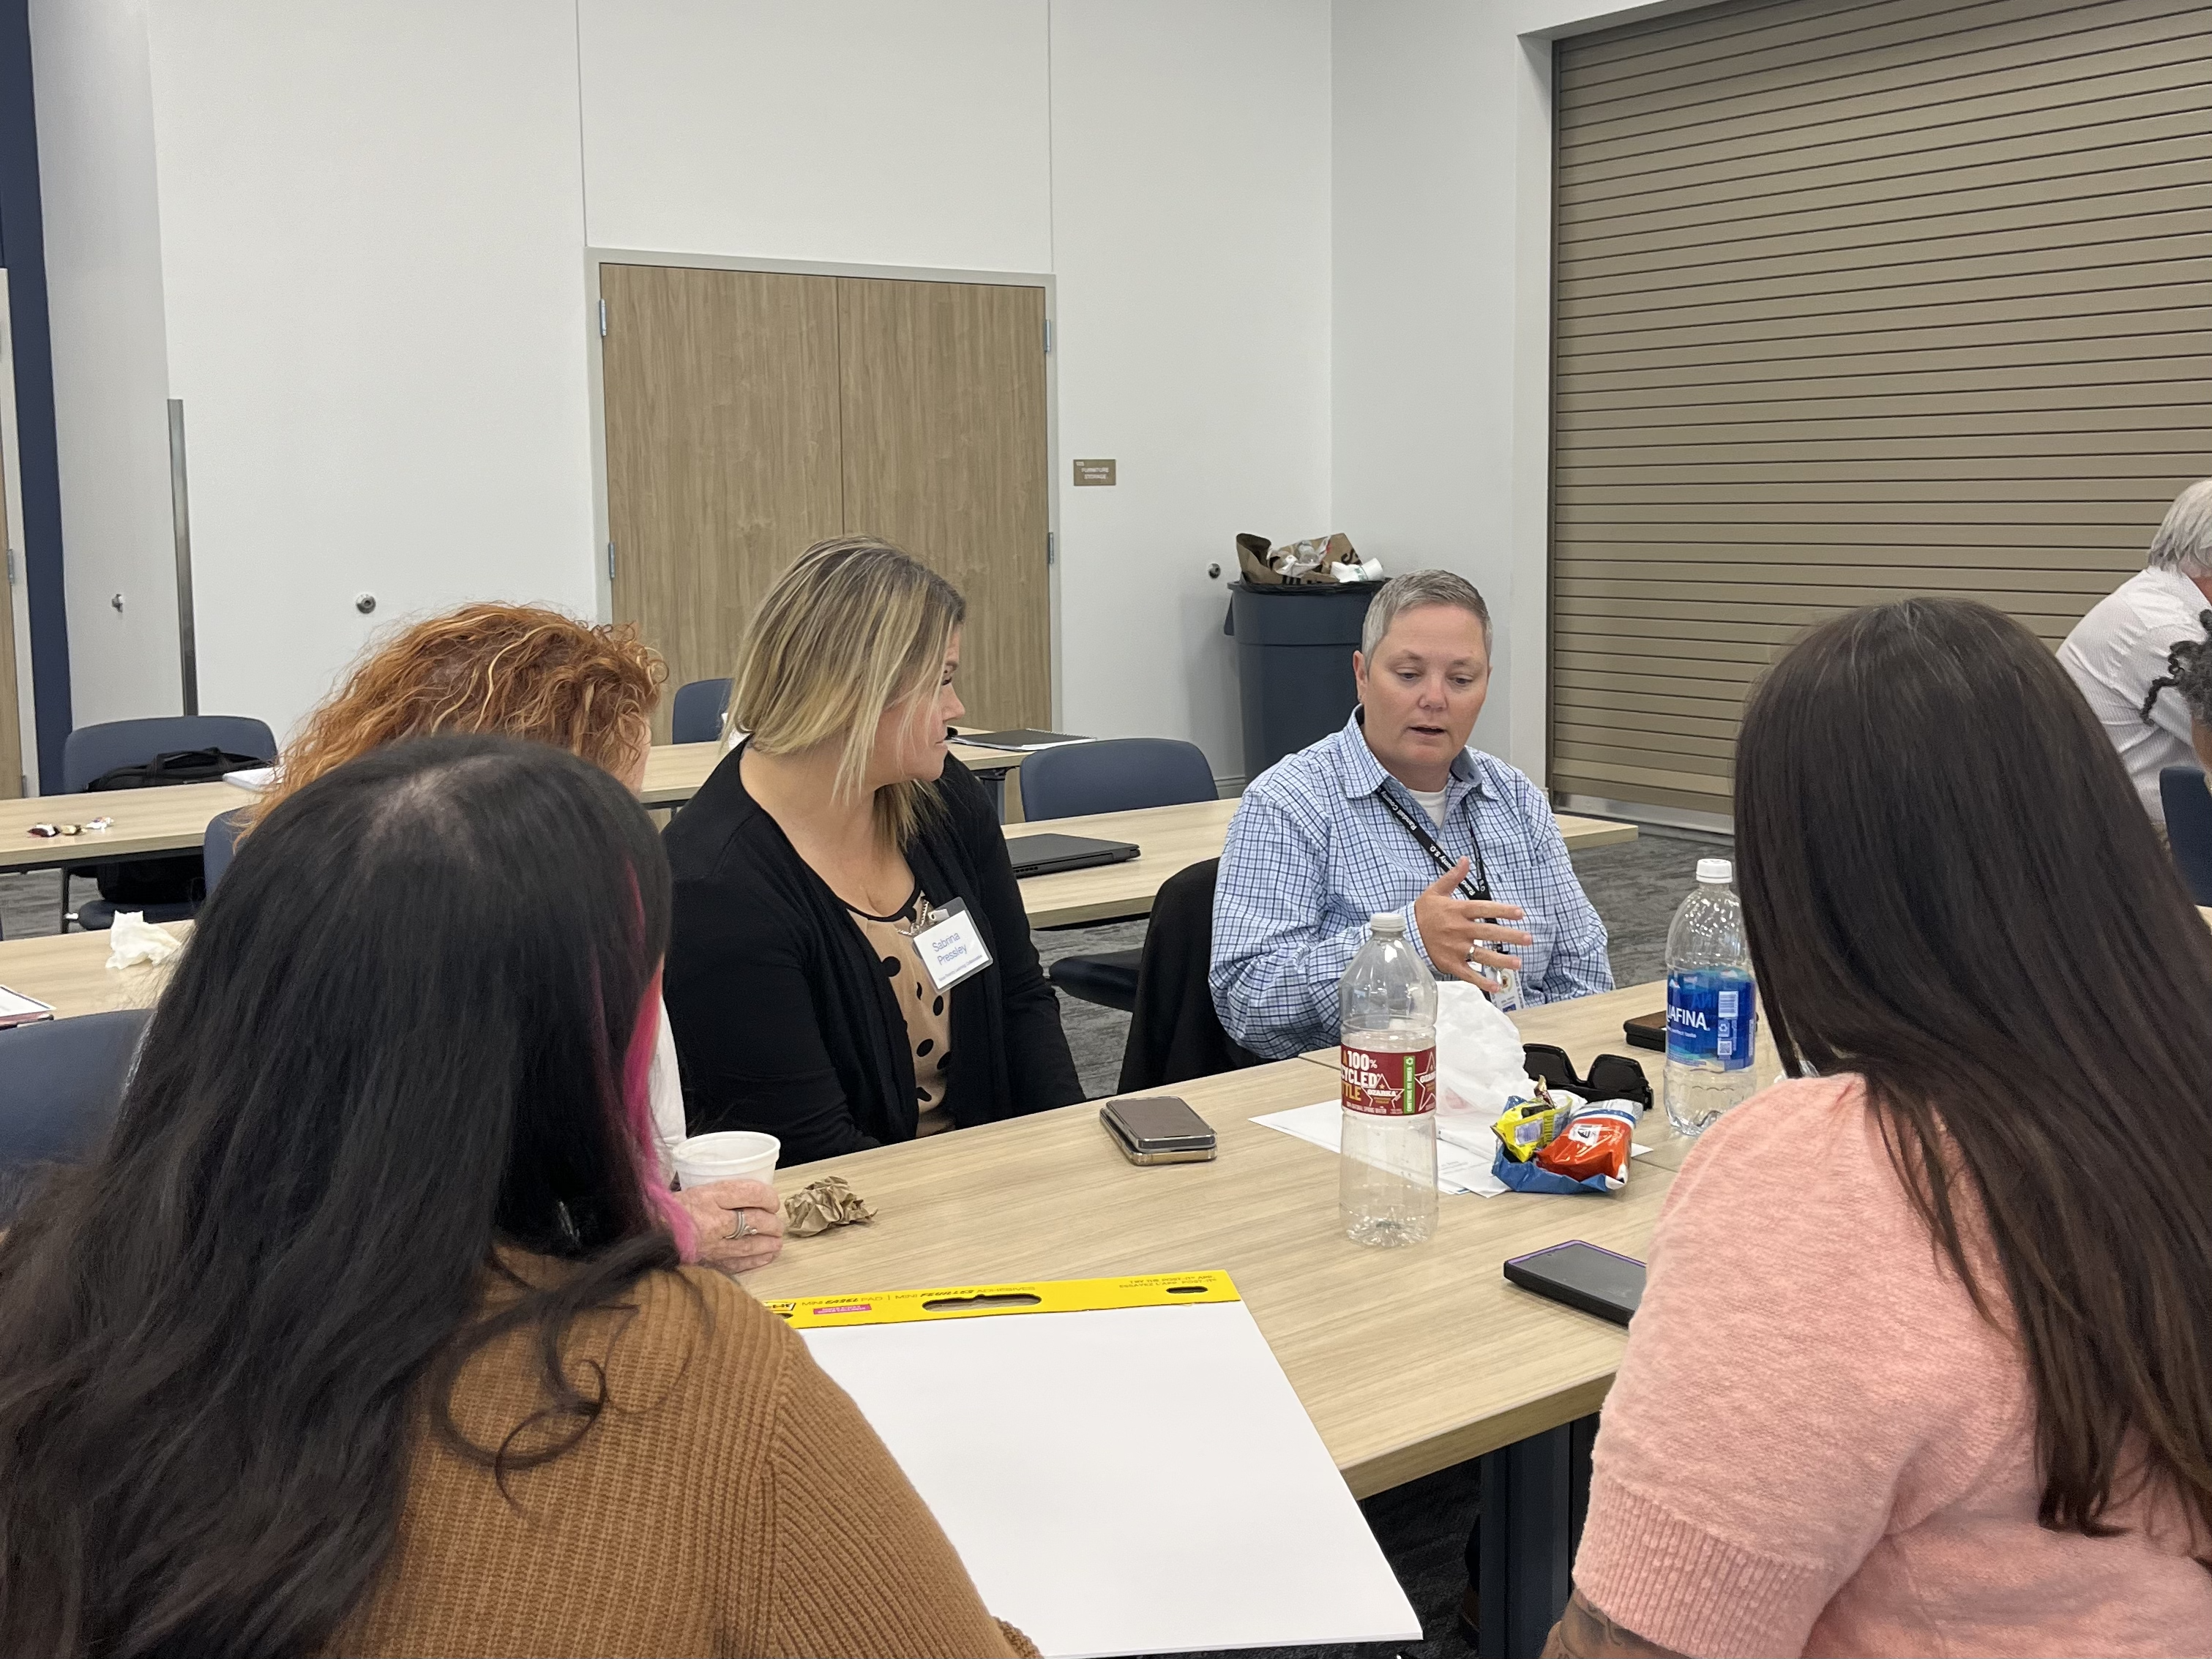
left=913, top=899, right=993, bottom=994
left=1488, top=965, right=1525, bottom=1014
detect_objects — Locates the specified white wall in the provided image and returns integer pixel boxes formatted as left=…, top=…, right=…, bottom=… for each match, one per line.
left=141, top=0, right=597, bottom=737
left=580, top=0, right=1052, bottom=274
left=1331, top=0, right=1714, bottom=779
left=29, top=0, right=182, bottom=733
left=1049, top=0, right=1333, bottom=776
left=37, top=0, right=1334, bottom=771
left=578, top=0, right=1332, bottom=779
left=40, top=1, right=1678, bottom=781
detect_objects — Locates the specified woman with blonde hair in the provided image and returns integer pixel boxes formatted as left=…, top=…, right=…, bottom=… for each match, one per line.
left=251, top=601, right=783, bottom=1273
left=666, top=538, right=1080, bottom=1165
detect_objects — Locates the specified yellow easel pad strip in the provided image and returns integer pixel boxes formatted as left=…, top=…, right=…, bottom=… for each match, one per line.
left=766, top=1270, right=1239, bottom=1330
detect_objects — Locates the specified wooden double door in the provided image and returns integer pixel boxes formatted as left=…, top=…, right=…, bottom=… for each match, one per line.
left=601, top=265, right=1051, bottom=743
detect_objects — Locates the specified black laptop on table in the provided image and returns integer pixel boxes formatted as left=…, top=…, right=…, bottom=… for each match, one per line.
left=1004, top=834, right=1141, bottom=880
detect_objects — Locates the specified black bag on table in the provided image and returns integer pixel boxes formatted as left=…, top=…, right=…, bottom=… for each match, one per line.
left=83, top=746, right=269, bottom=907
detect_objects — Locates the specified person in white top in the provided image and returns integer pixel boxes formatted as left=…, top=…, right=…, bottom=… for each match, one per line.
left=2059, top=479, right=2212, bottom=823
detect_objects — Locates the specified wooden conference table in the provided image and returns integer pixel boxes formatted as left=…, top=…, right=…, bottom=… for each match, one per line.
left=0, top=739, right=1023, bottom=876
left=0, top=797, right=1634, bottom=1010
left=747, top=981, right=1722, bottom=1655
left=747, top=980, right=1736, bottom=1499
left=0, top=738, right=1633, bottom=880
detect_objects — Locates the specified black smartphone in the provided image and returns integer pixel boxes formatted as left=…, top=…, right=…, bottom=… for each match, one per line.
left=1622, top=1010, right=1666, bottom=1052
left=1503, top=1240, right=1646, bottom=1325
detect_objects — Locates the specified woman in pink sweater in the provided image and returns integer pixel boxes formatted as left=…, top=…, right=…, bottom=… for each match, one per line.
left=1549, top=599, right=2212, bottom=1658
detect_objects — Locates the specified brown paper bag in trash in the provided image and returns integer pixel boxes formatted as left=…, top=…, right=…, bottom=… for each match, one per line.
left=1233, top=531, right=1365, bottom=587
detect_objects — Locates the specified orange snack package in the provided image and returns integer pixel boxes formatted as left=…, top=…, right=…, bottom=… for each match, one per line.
left=1533, top=1101, right=1635, bottom=1191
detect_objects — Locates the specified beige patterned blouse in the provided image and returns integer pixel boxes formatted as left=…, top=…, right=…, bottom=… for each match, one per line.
left=845, top=885, right=955, bottom=1137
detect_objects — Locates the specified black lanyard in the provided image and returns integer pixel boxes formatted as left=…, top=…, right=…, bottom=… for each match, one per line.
left=1376, top=785, right=1492, bottom=903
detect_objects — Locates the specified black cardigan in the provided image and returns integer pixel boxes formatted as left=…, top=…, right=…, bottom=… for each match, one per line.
left=663, top=748, right=1083, bottom=1166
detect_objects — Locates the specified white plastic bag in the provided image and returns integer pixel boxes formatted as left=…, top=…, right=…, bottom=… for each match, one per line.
left=1435, top=981, right=1536, bottom=1136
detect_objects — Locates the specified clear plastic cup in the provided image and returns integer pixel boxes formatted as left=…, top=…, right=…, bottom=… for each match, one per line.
left=672, top=1130, right=780, bottom=1189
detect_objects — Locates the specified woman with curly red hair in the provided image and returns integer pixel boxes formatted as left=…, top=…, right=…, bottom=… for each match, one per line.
left=252, top=602, right=782, bottom=1273
left=250, top=602, right=662, bottom=821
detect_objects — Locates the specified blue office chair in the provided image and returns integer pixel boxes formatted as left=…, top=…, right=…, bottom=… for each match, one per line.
left=2161, top=765, right=2212, bottom=905
left=60, top=715, right=276, bottom=932
left=203, top=806, right=250, bottom=894
left=670, top=678, right=732, bottom=746
left=1017, top=737, right=1217, bottom=825
left=1020, top=738, right=1218, bottom=1014
left=0, top=1008, right=152, bottom=1224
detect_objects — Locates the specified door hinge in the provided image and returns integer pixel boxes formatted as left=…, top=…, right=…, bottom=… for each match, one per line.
left=606, top=541, right=617, bottom=582
left=5, top=547, right=15, bottom=585
left=1046, top=531, right=1056, bottom=566
left=598, top=299, right=608, bottom=337
left=1043, top=317, right=1053, bottom=354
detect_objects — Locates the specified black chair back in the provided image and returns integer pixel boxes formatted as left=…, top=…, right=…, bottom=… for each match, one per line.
left=1117, top=858, right=1265, bottom=1093
left=2161, top=765, right=2212, bottom=905
left=0, top=1008, right=152, bottom=1223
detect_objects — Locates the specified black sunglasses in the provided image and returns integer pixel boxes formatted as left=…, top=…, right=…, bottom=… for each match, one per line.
left=1521, top=1044, right=1653, bottom=1111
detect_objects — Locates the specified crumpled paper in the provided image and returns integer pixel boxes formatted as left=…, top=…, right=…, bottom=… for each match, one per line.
left=106, top=911, right=183, bottom=970
left=783, top=1175, right=875, bottom=1238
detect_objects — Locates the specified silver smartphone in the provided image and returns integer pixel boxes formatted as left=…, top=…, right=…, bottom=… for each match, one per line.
left=1099, top=1096, right=1217, bottom=1165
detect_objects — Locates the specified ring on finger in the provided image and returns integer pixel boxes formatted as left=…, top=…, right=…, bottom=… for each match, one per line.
left=725, top=1209, right=757, bottom=1240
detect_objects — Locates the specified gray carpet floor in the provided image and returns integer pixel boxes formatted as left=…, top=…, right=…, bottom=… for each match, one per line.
left=0, top=869, right=70, bottom=940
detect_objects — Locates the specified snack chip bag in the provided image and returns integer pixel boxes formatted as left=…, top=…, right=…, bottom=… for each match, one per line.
left=1491, top=1099, right=1637, bottom=1195
left=1534, top=1101, right=1636, bottom=1191
left=1490, top=1085, right=1580, bottom=1162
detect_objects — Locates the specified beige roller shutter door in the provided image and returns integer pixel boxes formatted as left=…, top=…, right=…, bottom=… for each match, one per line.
left=1550, top=0, right=2212, bottom=817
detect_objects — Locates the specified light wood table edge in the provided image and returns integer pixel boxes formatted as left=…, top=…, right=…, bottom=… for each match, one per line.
left=1551, top=813, right=1637, bottom=850
left=1021, top=893, right=1161, bottom=926
left=1342, top=1374, right=1616, bottom=1499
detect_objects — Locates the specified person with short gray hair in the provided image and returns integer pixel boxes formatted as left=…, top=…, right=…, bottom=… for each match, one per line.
left=1359, top=567, right=1492, bottom=656
left=2060, top=479, right=2212, bottom=823
left=1211, top=569, right=1610, bottom=1060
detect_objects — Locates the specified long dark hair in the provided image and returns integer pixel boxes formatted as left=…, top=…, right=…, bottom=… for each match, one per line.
left=0, top=735, right=682, bottom=1658
left=1735, top=598, right=2212, bottom=1546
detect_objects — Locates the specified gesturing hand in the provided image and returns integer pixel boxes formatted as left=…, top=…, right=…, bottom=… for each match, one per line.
left=1411, top=858, right=1533, bottom=992
left=677, top=1177, right=787, bottom=1275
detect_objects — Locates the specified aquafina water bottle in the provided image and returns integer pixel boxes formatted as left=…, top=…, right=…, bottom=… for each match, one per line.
left=1664, top=858, right=1757, bottom=1137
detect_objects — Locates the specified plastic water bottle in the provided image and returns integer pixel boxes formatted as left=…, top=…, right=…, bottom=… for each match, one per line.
left=1339, top=913, right=1438, bottom=1247
left=1664, top=858, right=1758, bottom=1138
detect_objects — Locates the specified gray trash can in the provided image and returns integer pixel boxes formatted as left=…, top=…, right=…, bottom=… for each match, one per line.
left=1224, top=581, right=1383, bottom=781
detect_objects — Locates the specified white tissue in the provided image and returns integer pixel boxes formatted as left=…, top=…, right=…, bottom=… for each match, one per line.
left=106, top=911, right=182, bottom=970
left=1435, top=981, right=1537, bottom=1133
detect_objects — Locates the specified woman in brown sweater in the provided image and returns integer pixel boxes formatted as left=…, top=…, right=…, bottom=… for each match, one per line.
left=0, top=735, right=1027, bottom=1659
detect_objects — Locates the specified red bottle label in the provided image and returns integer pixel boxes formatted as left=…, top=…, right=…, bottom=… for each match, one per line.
left=1339, top=1044, right=1437, bottom=1117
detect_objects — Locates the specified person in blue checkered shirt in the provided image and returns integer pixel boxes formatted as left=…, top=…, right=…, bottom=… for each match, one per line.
left=1211, top=570, right=1613, bottom=1060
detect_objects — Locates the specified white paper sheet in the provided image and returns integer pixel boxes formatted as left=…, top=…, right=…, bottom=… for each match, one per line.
left=800, top=1299, right=1419, bottom=1658
left=0, top=984, right=54, bottom=1026
left=1252, top=1098, right=1648, bottom=1198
